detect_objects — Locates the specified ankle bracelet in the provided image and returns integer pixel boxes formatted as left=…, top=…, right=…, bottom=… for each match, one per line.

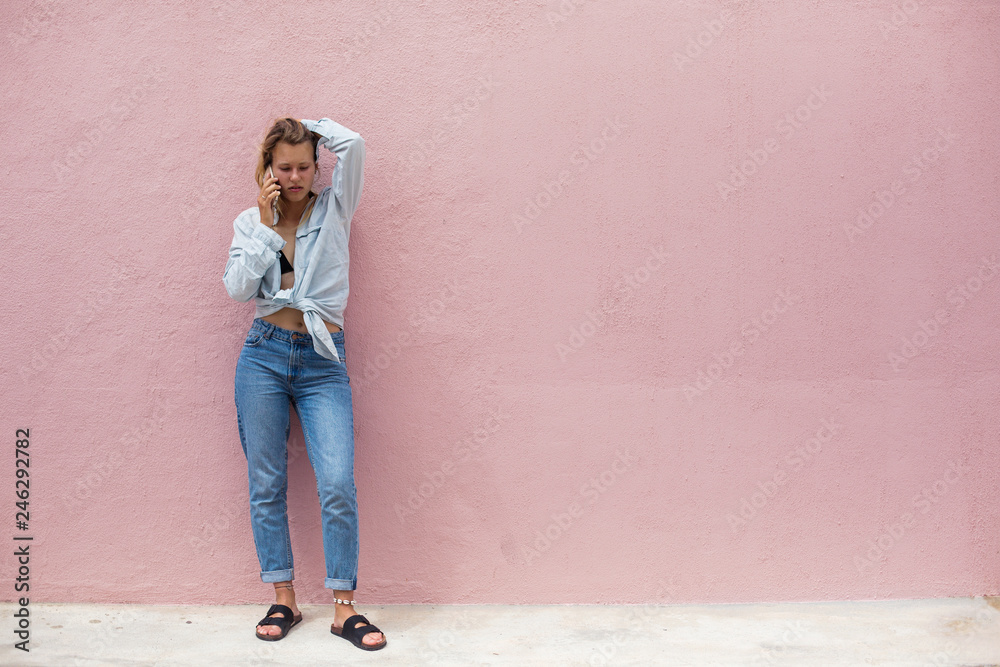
left=271, top=583, right=353, bottom=605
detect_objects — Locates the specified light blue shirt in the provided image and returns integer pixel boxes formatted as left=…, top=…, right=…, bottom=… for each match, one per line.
left=223, top=118, right=365, bottom=363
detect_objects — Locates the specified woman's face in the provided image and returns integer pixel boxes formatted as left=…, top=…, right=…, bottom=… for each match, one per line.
left=271, top=141, right=316, bottom=204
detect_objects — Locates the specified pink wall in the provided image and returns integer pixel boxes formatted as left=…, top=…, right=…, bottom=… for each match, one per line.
left=2, top=0, right=998, bottom=605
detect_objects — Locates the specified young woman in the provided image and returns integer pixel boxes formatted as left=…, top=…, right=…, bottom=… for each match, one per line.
left=223, top=117, right=385, bottom=651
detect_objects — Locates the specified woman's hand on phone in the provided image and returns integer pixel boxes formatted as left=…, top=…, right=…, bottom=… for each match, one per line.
left=258, top=168, right=280, bottom=227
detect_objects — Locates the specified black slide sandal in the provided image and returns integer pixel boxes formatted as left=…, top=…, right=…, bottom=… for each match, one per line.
left=255, top=603, right=303, bottom=641
left=331, top=613, right=387, bottom=651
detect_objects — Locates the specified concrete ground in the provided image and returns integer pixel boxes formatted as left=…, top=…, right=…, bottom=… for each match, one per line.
left=1, top=597, right=998, bottom=666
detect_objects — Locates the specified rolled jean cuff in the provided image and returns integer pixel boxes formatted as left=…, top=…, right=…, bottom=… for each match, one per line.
left=325, top=577, right=357, bottom=591
left=261, top=568, right=294, bottom=583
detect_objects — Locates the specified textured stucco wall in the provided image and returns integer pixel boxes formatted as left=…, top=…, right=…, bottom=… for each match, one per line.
left=2, top=0, right=998, bottom=605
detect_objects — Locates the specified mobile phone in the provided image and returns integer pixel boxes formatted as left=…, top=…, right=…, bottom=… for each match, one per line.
left=267, top=165, right=278, bottom=222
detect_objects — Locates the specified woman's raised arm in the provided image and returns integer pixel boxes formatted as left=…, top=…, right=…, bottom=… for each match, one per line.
left=301, top=118, right=366, bottom=235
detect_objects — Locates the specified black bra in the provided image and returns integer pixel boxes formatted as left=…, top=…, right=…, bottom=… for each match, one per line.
left=278, top=250, right=293, bottom=274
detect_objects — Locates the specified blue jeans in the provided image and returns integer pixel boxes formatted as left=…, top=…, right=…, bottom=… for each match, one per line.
left=234, top=318, right=358, bottom=591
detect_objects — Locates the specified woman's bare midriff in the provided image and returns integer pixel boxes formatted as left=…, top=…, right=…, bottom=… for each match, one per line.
left=262, top=308, right=341, bottom=333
